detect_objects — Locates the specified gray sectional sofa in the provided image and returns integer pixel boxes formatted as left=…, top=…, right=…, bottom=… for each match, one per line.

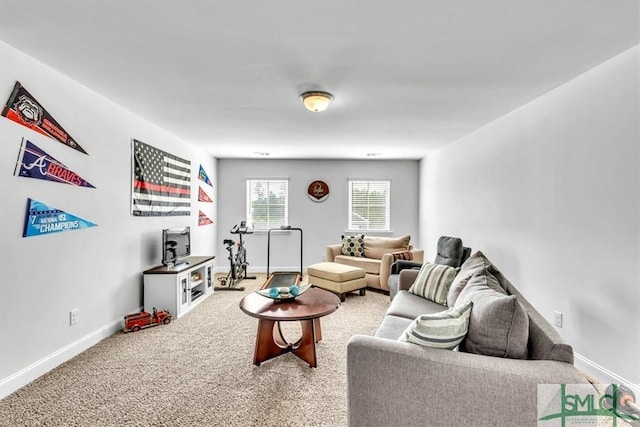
left=347, top=251, right=590, bottom=427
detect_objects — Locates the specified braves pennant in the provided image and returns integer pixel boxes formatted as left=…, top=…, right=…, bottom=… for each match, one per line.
left=198, top=165, right=212, bottom=187
left=23, top=198, right=97, bottom=237
left=14, top=139, right=95, bottom=188
left=198, top=210, right=213, bottom=226
left=2, top=81, right=88, bottom=155
left=198, top=186, right=212, bottom=203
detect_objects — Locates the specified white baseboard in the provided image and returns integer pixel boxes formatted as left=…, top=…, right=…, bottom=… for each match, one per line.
left=574, top=352, right=639, bottom=395
left=0, top=308, right=140, bottom=399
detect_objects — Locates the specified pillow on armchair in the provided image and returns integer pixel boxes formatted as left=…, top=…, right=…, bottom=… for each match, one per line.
left=341, top=234, right=364, bottom=257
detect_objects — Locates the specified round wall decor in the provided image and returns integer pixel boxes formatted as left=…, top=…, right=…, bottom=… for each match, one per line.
left=308, top=180, right=330, bottom=202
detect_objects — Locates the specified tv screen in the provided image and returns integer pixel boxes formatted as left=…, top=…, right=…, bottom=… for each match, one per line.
left=162, top=226, right=191, bottom=266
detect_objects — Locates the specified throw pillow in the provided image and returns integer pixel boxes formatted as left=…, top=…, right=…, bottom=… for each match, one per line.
left=341, top=234, right=364, bottom=257
left=446, top=250, right=493, bottom=307
left=454, top=271, right=529, bottom=359
left=391, top=250, right=414, bottom=261
left=398, top=301, right=473, bottom=350
left=408, top=262, right=460, bottom=305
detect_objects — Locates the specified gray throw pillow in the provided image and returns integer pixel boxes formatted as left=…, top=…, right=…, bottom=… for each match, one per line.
left=447, top=250, right=493, bottom=307
left=454, top=271, right=529, bottom=359
left=398, top=301, right=473, bottom=350
left=408, top=262, right=459, bottom=305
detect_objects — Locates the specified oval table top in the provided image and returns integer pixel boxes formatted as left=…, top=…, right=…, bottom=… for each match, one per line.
left=239, top=287, right=340, bottom=321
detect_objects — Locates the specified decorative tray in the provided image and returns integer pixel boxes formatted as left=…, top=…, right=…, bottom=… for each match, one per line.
left=256, top=284, right=311, bottom=301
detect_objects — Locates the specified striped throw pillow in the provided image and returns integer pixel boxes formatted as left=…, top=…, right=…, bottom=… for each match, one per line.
left=399, top=302, right=473, bottom=350
left=391, top=250, right=414, bottom=261
left=408, top=262, right=460, bottom=305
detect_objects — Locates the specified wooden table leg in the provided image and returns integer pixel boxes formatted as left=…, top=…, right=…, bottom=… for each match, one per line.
left=253, top=319, right=289, bottom=366
left=313, top=318, right=322, bottom=343
left=291, top=319, right=318, bottom=368
left=253, top=318, right=322, bottom=368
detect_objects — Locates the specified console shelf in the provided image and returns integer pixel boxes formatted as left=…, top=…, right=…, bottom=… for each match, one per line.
left=143, top=256, right=215, bottom=319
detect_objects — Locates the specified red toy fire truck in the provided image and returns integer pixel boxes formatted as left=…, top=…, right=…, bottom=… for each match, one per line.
left=123, top=308, right=172, bottom=332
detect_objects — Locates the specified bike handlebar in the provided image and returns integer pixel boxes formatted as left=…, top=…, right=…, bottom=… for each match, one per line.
left=230, top=222, right=254, bottom=235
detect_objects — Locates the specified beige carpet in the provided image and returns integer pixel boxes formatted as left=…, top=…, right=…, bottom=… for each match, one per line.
left=0, top=274, right=389, bottom=426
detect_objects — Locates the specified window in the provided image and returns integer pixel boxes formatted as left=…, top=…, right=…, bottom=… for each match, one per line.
left=348, top=179, right=390, bottom=231
left=246, top=179, right=288, bottom=231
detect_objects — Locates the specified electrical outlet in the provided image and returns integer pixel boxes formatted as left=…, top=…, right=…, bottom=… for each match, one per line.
left=553, top=311, right=563, bottom=328
left=70, top=308, right=79, bottom=325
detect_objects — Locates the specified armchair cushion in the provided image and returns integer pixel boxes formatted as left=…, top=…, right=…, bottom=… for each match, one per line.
left=398, top=301, right=473, bottom=350
left=341, top=234, right=364, bottom=257
left=408, top=262, right=459, bottom=305
left=363, top=235, right=410, bottom=259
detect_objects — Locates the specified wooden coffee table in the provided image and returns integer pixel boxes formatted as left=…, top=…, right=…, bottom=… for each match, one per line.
left=239, top=287, right=341, bottom=367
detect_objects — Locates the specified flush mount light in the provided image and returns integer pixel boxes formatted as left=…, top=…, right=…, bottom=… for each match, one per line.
left=300, top=91, right=333, bottom=112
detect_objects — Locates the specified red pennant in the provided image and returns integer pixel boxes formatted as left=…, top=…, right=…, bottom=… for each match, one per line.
left=198, top=210, right=213, bottom=226
left=198, top=186, right=212, bottom=203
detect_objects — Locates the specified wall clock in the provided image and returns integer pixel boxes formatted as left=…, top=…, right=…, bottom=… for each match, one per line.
left=308, top=180, right=330, bottom=202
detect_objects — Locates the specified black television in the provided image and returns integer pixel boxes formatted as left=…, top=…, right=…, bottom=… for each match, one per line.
left=162, top=226, right=191, bottom=266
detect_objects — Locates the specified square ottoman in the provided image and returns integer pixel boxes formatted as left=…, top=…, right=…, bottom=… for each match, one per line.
left=307, top=262, right=366, bottom=302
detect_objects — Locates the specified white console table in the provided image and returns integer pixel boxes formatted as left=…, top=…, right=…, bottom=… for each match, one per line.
left=143, top=255, right=215, bottom=319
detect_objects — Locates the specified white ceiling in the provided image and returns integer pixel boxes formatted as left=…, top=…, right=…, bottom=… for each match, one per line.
left=1, top=1, right=638, bottom=159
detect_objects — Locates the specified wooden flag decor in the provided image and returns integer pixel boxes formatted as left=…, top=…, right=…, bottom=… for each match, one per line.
left=131, top=139, right=191, bottom=217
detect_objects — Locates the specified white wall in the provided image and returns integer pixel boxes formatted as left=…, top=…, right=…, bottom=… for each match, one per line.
left=420, top=46, right=639, bottom=385
left=0, top=42, right=217, bottom=397
left=217, top=159, right=420, bottom=272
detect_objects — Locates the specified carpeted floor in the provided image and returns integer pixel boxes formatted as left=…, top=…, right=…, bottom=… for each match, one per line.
left=0, top=274, right=389, bottom=427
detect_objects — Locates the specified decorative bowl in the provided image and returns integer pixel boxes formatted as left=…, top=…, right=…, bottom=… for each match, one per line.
left=256, top=284, right=311, bottom=301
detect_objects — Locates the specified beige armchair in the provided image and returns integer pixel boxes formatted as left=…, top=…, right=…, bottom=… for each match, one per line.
left=325, top=235, right=423, bottom=292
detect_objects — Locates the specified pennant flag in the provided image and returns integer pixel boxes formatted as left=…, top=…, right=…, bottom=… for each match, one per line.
left=198, top=210, right=213, bottom=226
left=198, top=165, right=212, bottom=187
left=23, top=198, right=97, bottom=237
left=198, top=186, right=212, bottom=203
left=132, top=139, right=191, bottom=216
left=14, top=139, right=95, bottom=188
left=2, top=81, right=88, bottom=155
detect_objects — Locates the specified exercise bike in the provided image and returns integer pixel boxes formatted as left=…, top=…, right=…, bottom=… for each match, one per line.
left=215, top=221, right=256, bottom=291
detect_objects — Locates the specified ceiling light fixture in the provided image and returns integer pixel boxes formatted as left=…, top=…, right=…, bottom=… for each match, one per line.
left=300, top=91, right=333, bottom=113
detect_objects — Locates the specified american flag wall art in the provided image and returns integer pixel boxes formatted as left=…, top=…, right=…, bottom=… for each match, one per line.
left=131, top=139, right=191, bottom=216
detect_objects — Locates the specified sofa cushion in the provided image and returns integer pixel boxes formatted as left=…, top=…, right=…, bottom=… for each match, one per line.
left=373, top=314, right=414, bottom=340
left=341, top=234, right=364, bottom=257
left=447, top=250, right=494, bottom=307
left=455, top=271, right=529, bottom=359
left=408, top=262, right=459, bottom=305
left=386, top=290, right=446, bottom=320
left=398, top=301, right=473, bottom=350
left=363, top=235, right=410, bottom=259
